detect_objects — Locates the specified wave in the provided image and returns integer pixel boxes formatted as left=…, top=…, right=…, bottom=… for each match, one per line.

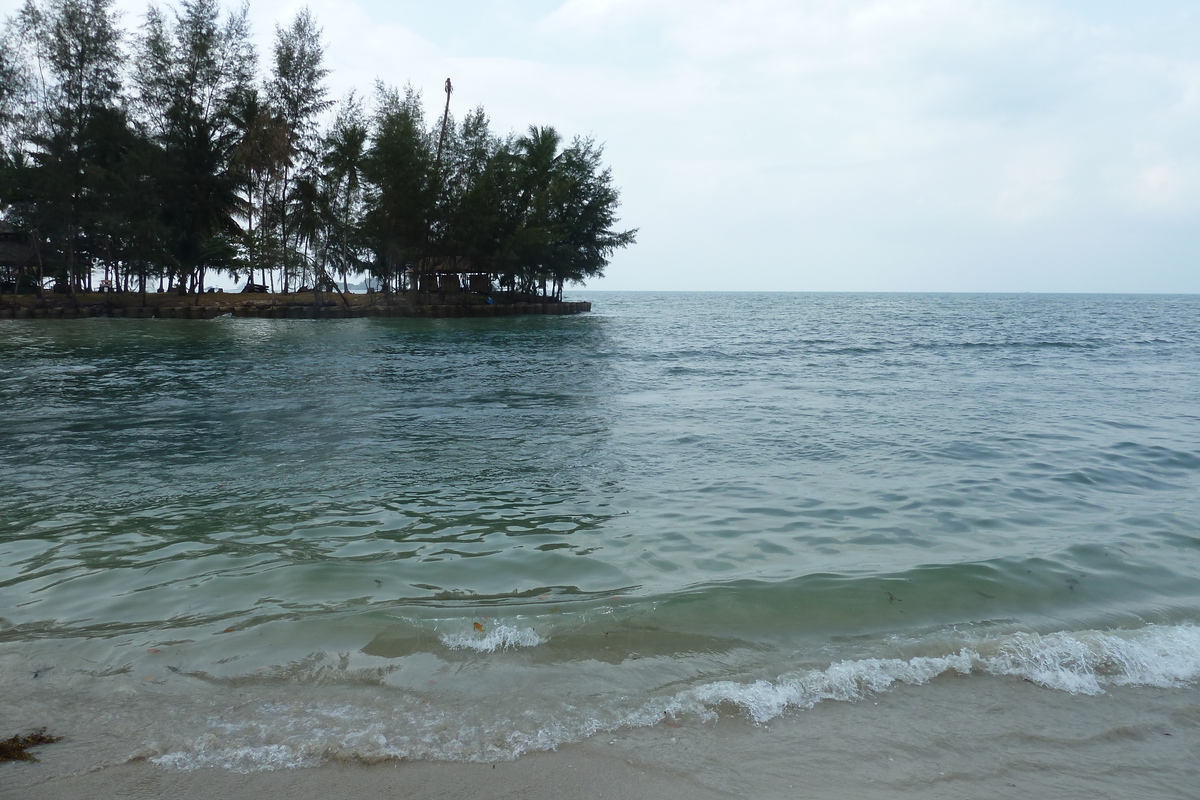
left=907, top=340, right=1105, bottom=350
left=640, top=624, right=1200, bottom=725
left=439, top=624, right=546, bottom=652
left=141, top=623, right=1200, bottom=772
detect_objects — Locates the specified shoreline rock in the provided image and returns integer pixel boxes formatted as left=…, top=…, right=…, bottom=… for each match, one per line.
left=0, top=294, right=591, bottom=320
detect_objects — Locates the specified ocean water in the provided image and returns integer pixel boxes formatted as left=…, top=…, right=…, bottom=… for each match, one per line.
left=2, top=293, right=1200, bottom=782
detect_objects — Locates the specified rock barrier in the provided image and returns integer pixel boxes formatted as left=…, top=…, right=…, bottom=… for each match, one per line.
left=0, top=301, right=592, bottom=320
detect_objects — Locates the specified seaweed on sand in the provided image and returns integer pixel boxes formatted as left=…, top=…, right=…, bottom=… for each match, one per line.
left=0, top=729, right=62, bottom=762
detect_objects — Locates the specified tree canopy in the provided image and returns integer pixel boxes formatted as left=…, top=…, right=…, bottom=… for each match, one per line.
left=0, top=0, right=635, bottom=298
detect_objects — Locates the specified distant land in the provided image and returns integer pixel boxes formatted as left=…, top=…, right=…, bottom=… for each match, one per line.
left=0, top=0, right=635, bottom=305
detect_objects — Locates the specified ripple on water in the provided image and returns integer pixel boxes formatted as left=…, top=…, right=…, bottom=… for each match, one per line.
left=0, top=295, right=1198, bottom=642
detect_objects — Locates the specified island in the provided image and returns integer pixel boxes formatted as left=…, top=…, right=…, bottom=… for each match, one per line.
left=0, top=0, right=635, bottom=319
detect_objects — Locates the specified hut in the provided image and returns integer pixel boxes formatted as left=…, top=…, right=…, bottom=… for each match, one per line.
left=409, top=256, right=494, bottom=295
left=0, top=221, right=37, bottom=294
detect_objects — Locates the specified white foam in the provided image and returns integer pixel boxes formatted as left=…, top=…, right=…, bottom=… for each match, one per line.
left=636, top=624, right=1200, bottom=726
left=139, top=623, right=1200, bottom=772
left=980, top=625, right=1200, bottom=694
left=439, top=624, right=546, bottom=652
left=151, top=744, right=317, bottom=772
left=633, top=650, right=976, bottom=725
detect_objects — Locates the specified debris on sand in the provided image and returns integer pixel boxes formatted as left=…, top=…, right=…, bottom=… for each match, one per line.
left=0, top=729, right=62, bottom=763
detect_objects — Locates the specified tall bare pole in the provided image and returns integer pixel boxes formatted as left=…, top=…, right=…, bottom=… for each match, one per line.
left=423, top=79, right=454, bottom=281
left=435, top=78, right=453, bottom=169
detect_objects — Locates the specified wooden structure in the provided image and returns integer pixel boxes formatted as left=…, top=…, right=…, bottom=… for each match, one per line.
left=0, top=222, right=37, bottom=293
left=409, top=256, right=494, bottom=295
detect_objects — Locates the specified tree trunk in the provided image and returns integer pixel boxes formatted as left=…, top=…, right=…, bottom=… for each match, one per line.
left=33, top=231, right=45, bottom=299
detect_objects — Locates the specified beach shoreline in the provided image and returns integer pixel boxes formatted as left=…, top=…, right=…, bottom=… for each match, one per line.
left=0, top=745, right=735, bottom=800
left=5, top=676, right=1198, bottom=800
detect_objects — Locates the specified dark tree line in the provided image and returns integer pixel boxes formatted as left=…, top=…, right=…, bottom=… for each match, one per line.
left=0, top=0, right=635, bottom=299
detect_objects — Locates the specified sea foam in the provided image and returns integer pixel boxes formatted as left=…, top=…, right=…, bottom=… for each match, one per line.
left=636, top=624, right=1200, bottom=726
left=439, top=624, right=546, bottom=652
left=144, top=624, right=1200, bottom=771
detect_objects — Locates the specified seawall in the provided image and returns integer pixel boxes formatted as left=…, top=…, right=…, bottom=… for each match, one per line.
left=0, top=300, right=591, bottom=320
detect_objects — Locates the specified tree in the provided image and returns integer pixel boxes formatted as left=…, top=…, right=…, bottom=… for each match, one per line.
left=134, top=0, right=255, bottom=296
left=319, top=92, right=368, bottom=290
left=540, top=136, right=636, bottom=297
left=232, top=88, right=289, bottom=286
left=425, top=117, right=636, bottom=297
left=491, top=126, right=636, bottom=297
left=266, top=6, right=331, bottom=292
left=443, top=130, right=519, bottom=279
left=0, top=23, right=25, bottom=160
left=1, top=3, right=636, bottom=298
left=6, top=0, right=125, bottom=293
left=0, top=10, right=42, bottom=293
left=362, top=82, right=434, bottom=291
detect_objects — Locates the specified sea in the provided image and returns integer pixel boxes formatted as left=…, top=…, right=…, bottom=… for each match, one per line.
left=2, top=292, right=1200, bottom=793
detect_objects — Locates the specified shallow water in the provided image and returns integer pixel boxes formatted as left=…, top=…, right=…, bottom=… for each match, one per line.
left=2, top=293, right=1199, bottom=776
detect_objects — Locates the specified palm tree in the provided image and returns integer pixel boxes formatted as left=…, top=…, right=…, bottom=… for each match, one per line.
left=232, top=91, right=289, bottom=287
left=320, top=95, right=367, bottom=291
left=513, top=126, right=563, bottom=295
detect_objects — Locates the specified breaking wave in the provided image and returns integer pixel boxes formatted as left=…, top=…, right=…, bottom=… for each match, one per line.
left=638, top=624, right=1200, bottom=725
left=439, top=624, right=546, bottom=652
left=144, top=623, right=1200, bottom=771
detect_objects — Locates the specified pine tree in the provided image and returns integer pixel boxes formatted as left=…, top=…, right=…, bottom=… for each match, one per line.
left=133, top=0, right=255, bottom=296
left=362, top=83, right=434, bottom=291
left=267, top=7, right=331, bottom=292
left=7, top=0, right=125, bottom=293
left=2, top=2, right=636, bottom=298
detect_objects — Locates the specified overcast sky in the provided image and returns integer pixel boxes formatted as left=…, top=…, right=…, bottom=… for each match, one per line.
left=6, top=0, right=1200, bottom=291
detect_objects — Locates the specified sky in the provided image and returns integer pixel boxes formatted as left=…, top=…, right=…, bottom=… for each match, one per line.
left=4, top=0, right=1200, bottom=292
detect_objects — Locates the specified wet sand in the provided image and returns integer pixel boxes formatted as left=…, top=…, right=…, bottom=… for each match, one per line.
left=5, top=676, right=1198, bottom=800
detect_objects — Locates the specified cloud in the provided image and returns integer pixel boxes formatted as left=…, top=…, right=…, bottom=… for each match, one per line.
left=3, top=0, right=1199, bottom=290
left=992, top=144, right=1071, bottom=222
left=540, top=0, right=666, bottom=33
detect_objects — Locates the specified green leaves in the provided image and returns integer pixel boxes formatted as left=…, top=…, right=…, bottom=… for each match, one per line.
left=361, top=97, right=636, bottom=296
left=1, top=2, right=634, bottom=297
left=361, top=83, right=434, bottom=288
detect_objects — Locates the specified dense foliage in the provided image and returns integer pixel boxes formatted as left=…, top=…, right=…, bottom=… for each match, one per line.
left=0, top=0, right=635, bottom=297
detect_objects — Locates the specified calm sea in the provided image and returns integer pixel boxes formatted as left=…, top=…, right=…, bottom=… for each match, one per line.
left=2, top=293, right=1200, bottom=777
